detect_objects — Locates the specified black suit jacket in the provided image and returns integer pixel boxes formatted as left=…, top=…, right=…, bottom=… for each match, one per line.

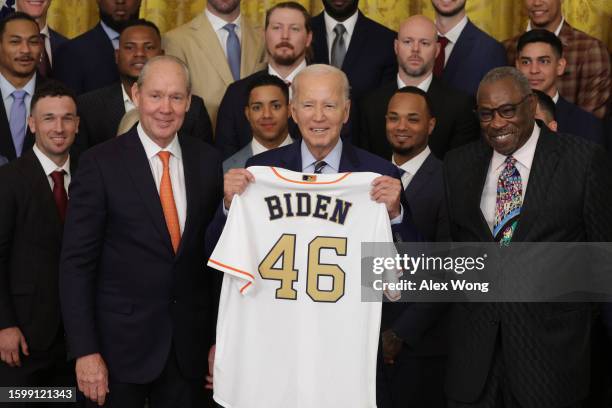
left=214, top=69, right=299, bottom=159
left=357, top=78, right=480, bottom=160
left=556, top=95, right=605, bottom=145
left=0, top=150, right=70, bottom=351
left=441, top=20, right=507, bottom=97
left=48, top=28, right=67, bottom=79
left=311, top=11, right=396, bottom=101
left=74, top=82, right=214, bottom=158
left=443, top=125, right=612, bottom=407
left=0, top=76, right=47, bottom=161
left=60, top=130, right=223, bottom=383
left=54, top=23, right=119, bottom=95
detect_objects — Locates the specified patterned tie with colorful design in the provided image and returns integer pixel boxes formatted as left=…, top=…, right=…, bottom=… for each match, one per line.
left=494, top=156, right=522, bottom=245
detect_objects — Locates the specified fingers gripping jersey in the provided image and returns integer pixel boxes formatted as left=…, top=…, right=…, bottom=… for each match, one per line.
left=208, top=166, right=397, bottom=408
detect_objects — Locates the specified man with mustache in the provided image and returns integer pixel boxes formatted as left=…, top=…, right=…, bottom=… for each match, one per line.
left=54, top=0, right=142, bottom=95
left=444, top=66, right=612, bottom=407
left=73, top=19, right=213, bottom=159
left=430, top=0, right=506, bottom=97
left=357, top=15, right=479, bottom=160
left=215, top=1, right=309, bottom=159
left=0, top=12, right=45, bottom=162
left=311, top=0, right=396, bottom=103
left=514, top=29, right=604, bottom=145
left=503, top=0, right=610, bottom=119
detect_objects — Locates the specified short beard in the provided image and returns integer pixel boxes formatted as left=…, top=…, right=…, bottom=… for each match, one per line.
left=400, top=63, right=429, bottom=79
left=120, top=74, right=138, bottom=86
left=433, top=2, right=465, bottom=18
left=99, top=9, right=140, bottom=33
left=323, top=0, right=359, bottom=22
left=270, top=48, right=305, bottom=67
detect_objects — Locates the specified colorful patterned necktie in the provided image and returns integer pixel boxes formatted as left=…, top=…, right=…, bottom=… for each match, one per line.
left=494, top=156, right=522, bottom=245
left=158, top=151, right=181, bottom=253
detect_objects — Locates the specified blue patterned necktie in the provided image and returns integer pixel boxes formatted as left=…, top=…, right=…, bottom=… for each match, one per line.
left=223, top=23, right=241, bottom=81
left=9, top=89, right=27, bottom=157
left=314, top=161, right=327, bottom=174
left=494, top=156, right=522, bottom=245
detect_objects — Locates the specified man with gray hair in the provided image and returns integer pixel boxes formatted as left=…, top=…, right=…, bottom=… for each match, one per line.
left=60, top=55, right=223, bottom=407
left=443, top=66, right=612, bottom=407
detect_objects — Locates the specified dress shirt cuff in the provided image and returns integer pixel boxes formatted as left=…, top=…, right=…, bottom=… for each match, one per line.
left=390, top=204, right=404, bottom=225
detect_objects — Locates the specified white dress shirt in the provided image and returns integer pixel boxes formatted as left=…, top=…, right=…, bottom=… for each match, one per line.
left=40, top=24, right=53, bottom=65
left=205, top=9, right=242, bottom=58
left=121, top=84, right=136, bottom=113
left=527, top=17, right=565, bottom=36
left=438, top=15, right=468, bottom=65
left=0, top=72, right=36, bottom=123
left=251, top=134, right=293, bottom=156
left=392, top=146, right=431, bottom=188
left=480, top=124, right=541, bottom=232
left=137, top=124, right=187, bottom=234
left=324, top=11, right=359, bottom=62
left=33, top=144, right=71, bottom=194
left=552, top=91, right=560, bottom=104
left=397, top=73, right=433, bottom=92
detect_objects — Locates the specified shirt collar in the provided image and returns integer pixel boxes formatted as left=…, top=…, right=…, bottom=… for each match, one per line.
left=491, top=123, right=541, bottom=172
left=301, top=138, right=342, bottom=172
left=137, top=123, right=182, bottom=161
left=397, top=72, right=433, bottom=92
left=100, top=20, right=120, bottom=42
left=324, top=10, right=359, bottom=40
left=440, top=15, right=468, bottom=44
left=33, top=144, right=71, bottom=176
left=0, top=71, right=36, bottom=101
left=251, top=134, right=293, bottom=156
left=268, top=59, right=307, bottom=83
left=40, top=24, right=50, bottom=37
left=121, top=83, right=132, bottom=105
left=205, top=8, right=241, bottom=32
left=527, top=16, right=564, bottom=36
left=552, top=91, right=560, bottom=104
left=392, top=146, right=431, bottom=176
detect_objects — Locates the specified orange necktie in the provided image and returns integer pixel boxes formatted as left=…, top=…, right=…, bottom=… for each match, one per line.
left=158, top=151, right=181, bottom=253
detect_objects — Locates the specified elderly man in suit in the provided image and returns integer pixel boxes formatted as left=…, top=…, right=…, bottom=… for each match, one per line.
left=357, top=15, right=479, bottom=160
left=54, top=0, right=142, bottom=95
left=60, top=56, right=223, bottom=407
left=74, top=19, right=213, bottom=159
left=164, top=0, right=265, bottom=128
left=223, top=74, right=292, bottom=173
left=503, top=0, right=610, bottom=119
left=515, top=29, right=604, bottom=145
left=215, top=1, right=309, bottom=159
left=0, top=81, right=77, bottom=399
left=311, top=0, right=396, bottom=102
left=0, top=12, right=45, bottom=162
left=431, top=0, right=506, bottom=96
left=444, top=66, right=612, bottom=407
left=378, top=85, right=449, bottom=408
left=15, top=0, right=66, bottom=77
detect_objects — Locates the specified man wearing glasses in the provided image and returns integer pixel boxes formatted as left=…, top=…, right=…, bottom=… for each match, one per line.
left=442, top=67, right=612, bottom=407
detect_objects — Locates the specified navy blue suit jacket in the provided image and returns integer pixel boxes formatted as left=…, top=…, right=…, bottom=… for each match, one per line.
left=60, top=129, right=222, bottom=383
left=54, top=23, right=118, bottom=95
left=49, top=28, right=67, bottom=54
left=214, top=69, right=299, bottom=159
left=556, top=95, right=605, bottom=145
left=311, top=11, right=397, bottom=101
left=441, top=20, right=506, bottom=96
left=245, top=141, right=421, bottom=242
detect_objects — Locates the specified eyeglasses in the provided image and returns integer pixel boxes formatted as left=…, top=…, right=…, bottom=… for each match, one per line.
left=476, top=94, right=531, bottom=122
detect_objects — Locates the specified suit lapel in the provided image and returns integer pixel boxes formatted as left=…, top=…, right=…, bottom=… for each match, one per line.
left=311, top=13, right=330, bottom=64
left=338, top=142, right=360, bottom=172
left=443, top=20, right=476, bottom=83
left=467, top=142, right=494, bottom=241
left=108, top=83, right=128, bottom=135
left=341, top=12, right=367, bottom=71
left=512, top=127, right=560, bottom=242
left=0, top=87, right=15, bottom=160
left=279, top=142, right=303, bottom=172
left=120, top=130, right=174, bottom=255
left=191, top=14, right=234, bottom=85
left=404, top=153, right=435, bottom=201
left=240, top=21, right=263, bottom=76
left=176, top=136, right=200, bottom=257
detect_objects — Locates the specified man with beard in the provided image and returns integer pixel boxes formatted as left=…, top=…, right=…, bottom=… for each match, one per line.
left=164, top=0, right=265, bottom=129
left=357, top=15, right=479, bottom=160
left=14, top=0, right=66, bottom=77
left=0, top=12, right=46, bottom=162
left=503, top=0, right=610, bottom=119
left=311, top=0, right=396, bottom=103
left=53, top=0, right=141, bottom=95
left=431, top=0, right=505, bottom=96
left=215, top=1, right=309, bottom=159
left=73, top=19, right=213, bottom=159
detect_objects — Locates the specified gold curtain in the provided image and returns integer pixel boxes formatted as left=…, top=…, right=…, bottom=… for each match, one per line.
left=49, top=0, right=612, bottom=49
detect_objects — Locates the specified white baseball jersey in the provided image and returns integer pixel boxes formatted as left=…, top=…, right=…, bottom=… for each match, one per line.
left=208, top=166, right=398, bottom=408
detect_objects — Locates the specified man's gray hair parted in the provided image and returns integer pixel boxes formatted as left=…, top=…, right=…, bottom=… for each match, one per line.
left=136, top=55, right=192, bottom=94
left=290, top=64, right=351, bottom=103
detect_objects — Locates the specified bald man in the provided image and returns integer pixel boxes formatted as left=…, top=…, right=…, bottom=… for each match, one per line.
left=357, top=15, right=479, bottom=161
